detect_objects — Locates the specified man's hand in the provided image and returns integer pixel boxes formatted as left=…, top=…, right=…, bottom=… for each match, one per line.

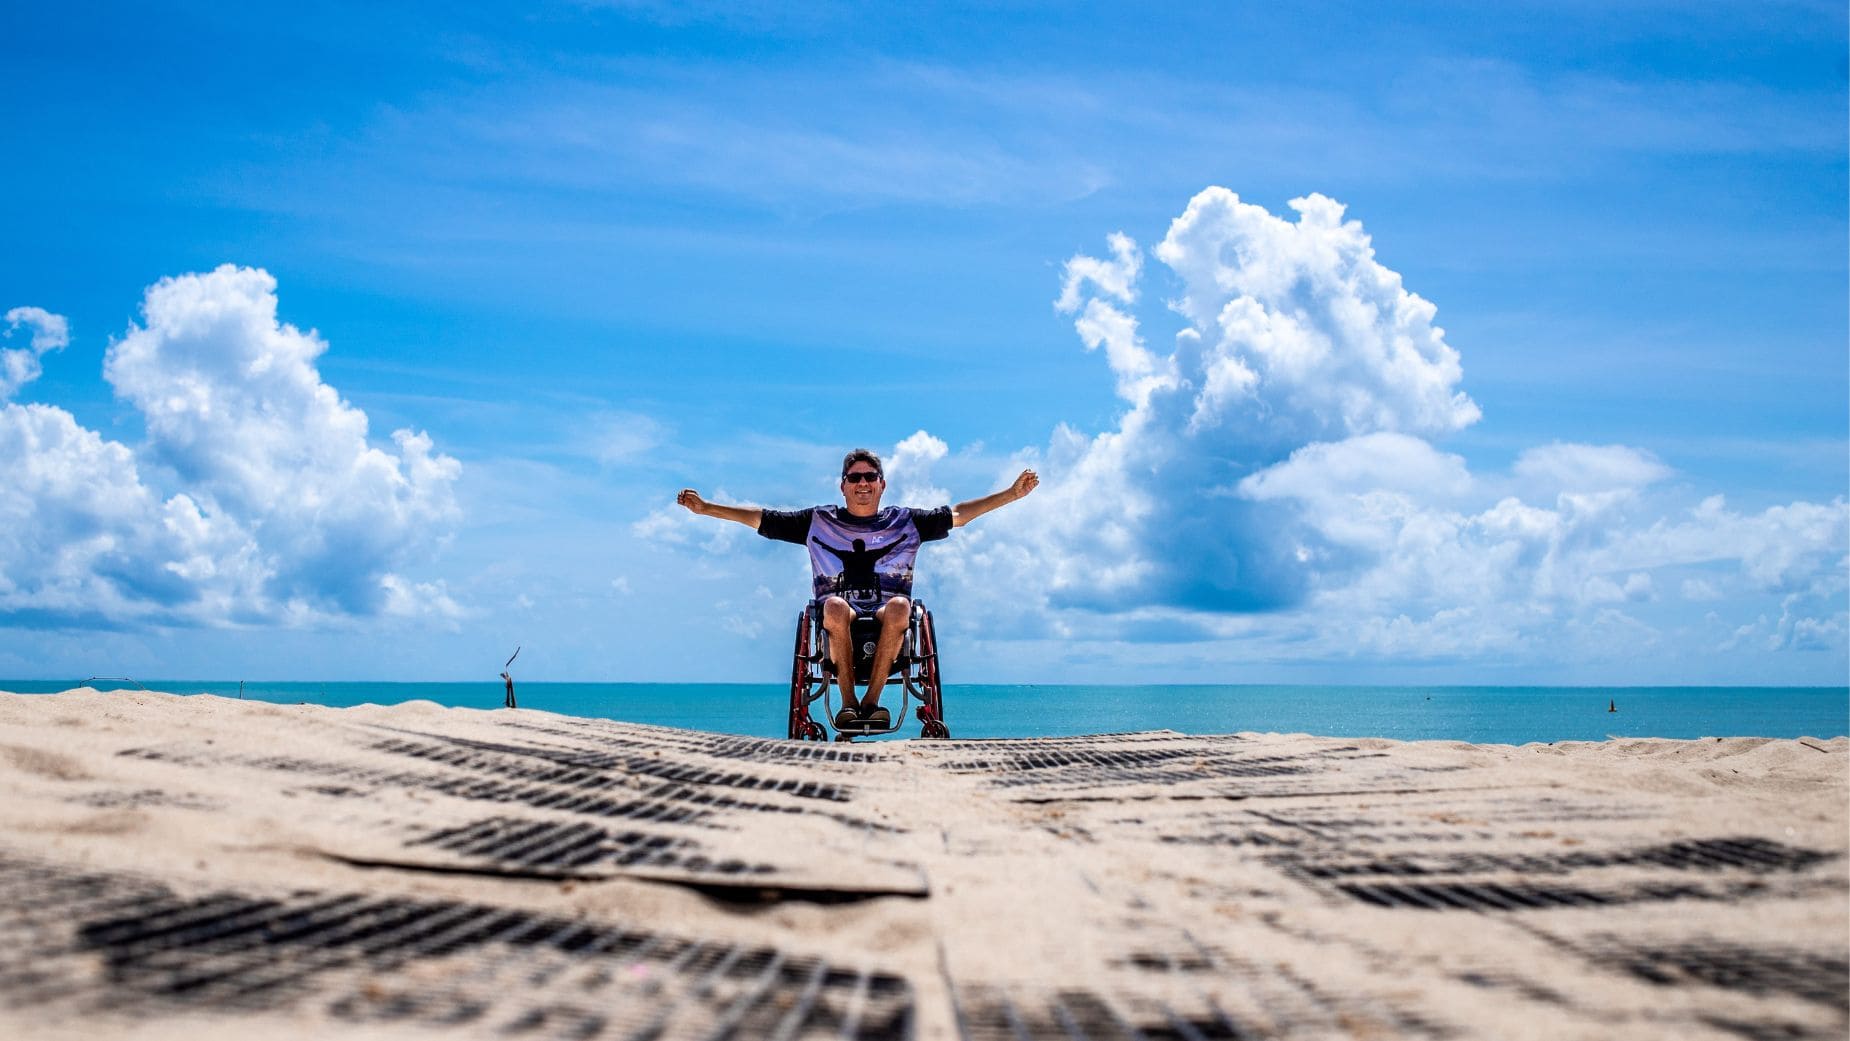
left=1010, top=469, right=1039, bottom=501
left=676, top=491, right=763, bottom=529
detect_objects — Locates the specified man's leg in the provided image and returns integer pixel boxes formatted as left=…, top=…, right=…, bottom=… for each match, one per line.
left=860, top=595, right=911, bottom=714
left=821, top=596, right=859, bottom=719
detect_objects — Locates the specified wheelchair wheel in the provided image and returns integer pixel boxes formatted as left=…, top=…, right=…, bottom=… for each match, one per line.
left=788, top=608, right=824, bottom=741
left=915, top=608, right=949, bottom=740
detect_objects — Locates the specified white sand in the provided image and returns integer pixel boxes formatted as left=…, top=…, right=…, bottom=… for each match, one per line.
left=0, top=688, right=1843, bottom=1040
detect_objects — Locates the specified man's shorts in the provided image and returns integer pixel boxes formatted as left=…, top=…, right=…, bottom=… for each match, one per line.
left=814, top=591, right=903, bottom=618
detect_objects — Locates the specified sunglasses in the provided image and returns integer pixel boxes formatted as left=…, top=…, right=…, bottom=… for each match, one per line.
left=842, top=471, right=883, bottom=484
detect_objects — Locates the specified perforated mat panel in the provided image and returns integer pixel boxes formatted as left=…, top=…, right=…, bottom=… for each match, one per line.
left=0, top=694, right=1844, bottom=1041
left=0, top=852, right=912, bottom=1040
left=107, top=714, right=922, bottom=895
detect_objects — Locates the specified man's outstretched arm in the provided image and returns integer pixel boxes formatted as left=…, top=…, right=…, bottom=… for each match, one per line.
left=677, top=489, right=763, bottom=529
left=951, top=469, right=1038, bottom=528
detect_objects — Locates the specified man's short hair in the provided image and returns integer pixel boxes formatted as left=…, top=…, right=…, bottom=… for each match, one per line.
left=841, top=448, right=883, bottom=477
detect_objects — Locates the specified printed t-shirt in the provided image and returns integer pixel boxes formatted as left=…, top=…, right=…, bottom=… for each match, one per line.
left=757, top=505, right=952, bottom=601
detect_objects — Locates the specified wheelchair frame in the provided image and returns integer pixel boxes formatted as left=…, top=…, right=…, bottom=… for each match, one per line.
left=787, top=599, right=950, bottom=742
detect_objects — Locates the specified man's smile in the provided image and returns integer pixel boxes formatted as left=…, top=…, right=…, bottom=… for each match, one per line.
left=842, top=467, right=884, bottom=513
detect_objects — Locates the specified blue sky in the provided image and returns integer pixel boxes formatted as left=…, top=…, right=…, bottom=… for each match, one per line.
left=1, top=1, right=1844, bottom=684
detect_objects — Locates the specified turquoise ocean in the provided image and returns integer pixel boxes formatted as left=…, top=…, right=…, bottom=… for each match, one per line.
left=5, top=681, right=1845, bottom=744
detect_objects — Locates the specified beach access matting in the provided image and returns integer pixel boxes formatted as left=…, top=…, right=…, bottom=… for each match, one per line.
left=0, top=691, right=1844, bottom=1040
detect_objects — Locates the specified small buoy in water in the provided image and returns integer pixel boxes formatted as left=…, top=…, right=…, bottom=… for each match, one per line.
left=1608, top=699, right=1617, bottom=713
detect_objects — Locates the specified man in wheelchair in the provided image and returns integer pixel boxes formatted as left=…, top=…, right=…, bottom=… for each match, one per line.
left=676, top=448, right=1037, bottom=732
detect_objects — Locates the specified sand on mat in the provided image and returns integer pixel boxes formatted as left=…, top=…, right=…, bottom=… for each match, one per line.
left=0, top=688, right=1844, bottom=1041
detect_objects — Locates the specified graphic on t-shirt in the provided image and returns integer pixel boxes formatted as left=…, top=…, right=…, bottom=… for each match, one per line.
left=811, top=536, right=903, bottom=598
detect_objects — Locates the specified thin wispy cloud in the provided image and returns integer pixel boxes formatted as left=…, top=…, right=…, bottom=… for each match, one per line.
left=582, top=410, right=666, bottom=466
left=236, top=61, right=1115, bottom=224
left=321, top=57, right=1842, bottom=219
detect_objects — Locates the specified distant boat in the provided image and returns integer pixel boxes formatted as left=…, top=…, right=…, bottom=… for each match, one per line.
left=1608, top=698, right=1617, bottom=713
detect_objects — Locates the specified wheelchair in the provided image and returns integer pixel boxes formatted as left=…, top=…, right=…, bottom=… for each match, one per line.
left=787, top=597, right=950, bottom=742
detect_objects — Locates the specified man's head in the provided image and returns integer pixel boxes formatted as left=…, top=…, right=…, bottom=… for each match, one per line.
left=839, top=448, right=885, bottom=517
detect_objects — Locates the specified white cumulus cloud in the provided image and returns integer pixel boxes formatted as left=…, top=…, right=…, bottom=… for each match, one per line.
left=1056, top=231, right=1141, bottom=312
left=2, top=306, right=70, bottom=400
left=942, top=189, right=1491, bottom=618
left=887, top=429, right=951, bottom=506
left=0, top=267, right=461, bottom=627
left=912, top=187, right=1846, bottom=671
left=1155, top=189, right=1481, bottom=445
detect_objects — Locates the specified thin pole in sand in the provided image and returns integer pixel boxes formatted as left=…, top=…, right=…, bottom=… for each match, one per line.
left=501, top=646, right=521, bottom=709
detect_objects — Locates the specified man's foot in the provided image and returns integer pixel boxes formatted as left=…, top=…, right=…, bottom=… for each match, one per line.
left=834, top=705, right=862, bottom=730
left=862, top=705, right=891, bottom=728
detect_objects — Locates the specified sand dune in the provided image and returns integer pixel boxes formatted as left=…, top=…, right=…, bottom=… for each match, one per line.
left=0, top=689, right=1844, bottom=1040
